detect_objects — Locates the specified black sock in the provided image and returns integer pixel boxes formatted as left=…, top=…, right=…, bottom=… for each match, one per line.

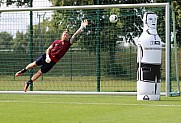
left=28, top=79, right=33, bottom=84
left=21, top=68, right=27, bottom=73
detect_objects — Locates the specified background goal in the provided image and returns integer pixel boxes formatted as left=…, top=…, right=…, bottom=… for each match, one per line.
left=0, top=3, right=174, bottom=96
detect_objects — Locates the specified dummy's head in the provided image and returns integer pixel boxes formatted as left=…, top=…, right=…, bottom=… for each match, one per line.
left=143, top=12, right=158, bottom=30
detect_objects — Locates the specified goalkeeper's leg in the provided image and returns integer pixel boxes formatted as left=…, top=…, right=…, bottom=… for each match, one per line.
left=15, top=68, right=27, bottom=76
left=23, top=58, right=56, bottom=92
left=15, top=61, right=37, bottom=76
left=24, top=69, right=43, bottom=92
left=24, top=80, right=33, bottom=92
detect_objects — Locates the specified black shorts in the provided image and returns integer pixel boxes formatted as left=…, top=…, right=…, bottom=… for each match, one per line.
left=35, top=54, right=56, bottom=73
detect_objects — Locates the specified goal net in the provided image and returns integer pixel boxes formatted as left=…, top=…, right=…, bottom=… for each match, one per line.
left=0, top=3, right=173, bottom=96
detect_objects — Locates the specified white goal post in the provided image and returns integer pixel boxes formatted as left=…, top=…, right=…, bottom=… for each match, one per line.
left=0, top=3, right=170, bottom=96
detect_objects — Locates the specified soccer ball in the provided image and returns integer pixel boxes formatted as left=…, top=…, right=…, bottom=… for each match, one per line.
left=109, top=14, right=118, bottom=23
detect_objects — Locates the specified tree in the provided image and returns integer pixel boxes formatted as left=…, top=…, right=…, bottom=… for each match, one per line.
left=11, top=31, right=29, bottom=53
left=31, top=18, right=58, bottom=54
left=172, top=1, right=181, bottom=47
left=0, top=31, right=13, bottom=49
left=0, top=0, right=30, bottom=7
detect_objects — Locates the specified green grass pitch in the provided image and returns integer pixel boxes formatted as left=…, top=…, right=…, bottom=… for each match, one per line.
left=0, top=94, right=181, bottom=123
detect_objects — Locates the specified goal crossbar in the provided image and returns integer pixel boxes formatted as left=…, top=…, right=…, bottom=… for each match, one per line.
left=0, top=3, right=169, bottom=12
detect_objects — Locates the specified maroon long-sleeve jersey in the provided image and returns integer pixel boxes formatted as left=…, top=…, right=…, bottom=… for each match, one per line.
left=49, top=40, right=72, bottom=63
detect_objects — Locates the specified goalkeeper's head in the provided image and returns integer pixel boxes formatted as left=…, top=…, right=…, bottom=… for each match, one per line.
left=61, top=30, right=70, bottom=41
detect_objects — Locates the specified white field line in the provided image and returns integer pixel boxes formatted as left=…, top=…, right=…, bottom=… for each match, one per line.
left=0, top=100, right=181, bottom=107
left=0, top=91, right=167, bottom=96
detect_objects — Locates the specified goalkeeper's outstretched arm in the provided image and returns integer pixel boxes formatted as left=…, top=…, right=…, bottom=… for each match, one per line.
left=70, top=19, right=88, bottom=44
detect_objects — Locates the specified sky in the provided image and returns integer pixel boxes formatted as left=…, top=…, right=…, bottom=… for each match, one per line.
left=0, top=0, right=53, bottom=37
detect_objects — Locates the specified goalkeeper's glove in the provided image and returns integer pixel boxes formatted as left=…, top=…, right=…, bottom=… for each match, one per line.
left=79, top=20, right=87, bottom=31
left=45, top=54, right=51, bottom=63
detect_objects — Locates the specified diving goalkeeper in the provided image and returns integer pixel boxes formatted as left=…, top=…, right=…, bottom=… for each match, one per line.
left=15, top=19, right=88, bottom=92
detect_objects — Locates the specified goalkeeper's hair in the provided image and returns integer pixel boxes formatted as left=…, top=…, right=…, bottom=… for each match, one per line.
left=64, top=28, right=69, bottom=33
left=63, top=30, right=69, bottom=33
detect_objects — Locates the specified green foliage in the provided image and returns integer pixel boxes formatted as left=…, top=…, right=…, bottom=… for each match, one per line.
left=49, top=0, right=94, bottom=6
left=11, top=31, right=29, bottom=53
left=4, top=0, right=30, bottom=7
left=173, top=1, right=181, bottom=26
left=172, top=1, right=181, bottom=47
left=0, top=31, right=13, bottom=49
left=49, top=0, right=155, bottom=5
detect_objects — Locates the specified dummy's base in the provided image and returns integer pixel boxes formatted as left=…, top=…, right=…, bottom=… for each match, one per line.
left=137, top=94, right=160, bottom=101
